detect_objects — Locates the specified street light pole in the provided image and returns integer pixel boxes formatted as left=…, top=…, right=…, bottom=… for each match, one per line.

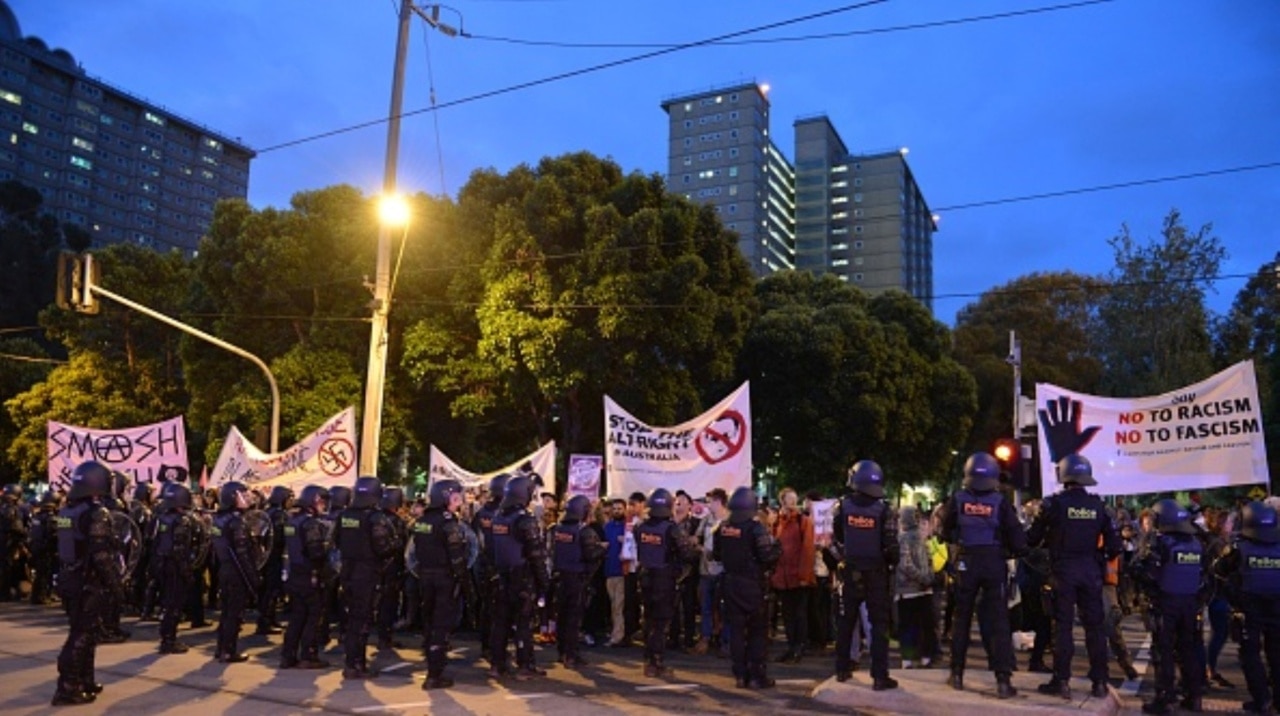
left=359, top=0, right=414, bottom=476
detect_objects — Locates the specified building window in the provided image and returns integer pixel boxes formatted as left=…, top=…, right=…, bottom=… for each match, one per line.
left=728, top=204, right=737, bottom=213
left=855, top=225, right=864, bottom=234
left=729, top=185, right=738, bottom=196
left=683, top=119, right=691, bottom=129
left=854, top=240, right=864, bottom=249
left=729, top=148, right=739, bottom=158
left=21, top=122, right=36, bottom=135
left=853, top=193, right=863, bottom=203
left=683, top=174, right=690, bottom=184
left=682, top=156, right=692, bottom=166
left=683, top=102, right=692, bottom=112
left=853, top=273, right=864, bottom=282
left=831, top=164, right=848, bottom=173
left=69, top=155, right=93, bottom=171
left=72, top=136, right=94, bottom=151
left=853, top=209, right=864, bottom=217
left=853, top=178, right=863, bottom=187
left=144, top=111, right=166, bottom=127
left=728, top=166, right=738, bottom=177
left=683, top=138, right=692, bottom=147
left=0, top=90, right=20, bottom=106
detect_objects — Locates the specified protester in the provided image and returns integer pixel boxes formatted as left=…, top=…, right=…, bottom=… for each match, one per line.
left=771, top=487, right=816, bottom=664
left=895, top=505, right=935, bottom=668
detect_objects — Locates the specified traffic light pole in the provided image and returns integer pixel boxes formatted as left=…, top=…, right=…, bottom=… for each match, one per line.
left=1008, top=330, right=1026, bottom=503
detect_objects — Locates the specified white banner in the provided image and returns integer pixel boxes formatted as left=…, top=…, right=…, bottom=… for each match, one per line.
left=47, top=416, right=189, bottom=492
left=209, top=407, right=359, bottom=494
left=605, top=382, right=752, bottom=499
left=428, top=442, right=557, bottom=496
left=1036, top=361, right=1269, bottom=496
left=811, top=498, right=837, bottom=543
left=567, top=454, right=603, bottom=500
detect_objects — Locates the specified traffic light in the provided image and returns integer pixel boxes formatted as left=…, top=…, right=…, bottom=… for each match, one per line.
left=992, top=437, right=1027, bottom=489
left=53, top=251, right=99, bottom=314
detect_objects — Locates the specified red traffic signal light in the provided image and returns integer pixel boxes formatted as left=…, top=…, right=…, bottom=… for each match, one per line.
left=993, top=438, right=1018, bottom=466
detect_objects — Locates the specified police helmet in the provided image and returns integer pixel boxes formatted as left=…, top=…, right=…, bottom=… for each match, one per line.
left=38, top=490, right=59, bottom=509
left=648, top=488, right=674, bottom=519
left=962, top=452, right=1001, bottom=493
left=380, top=486, right=406, bottom=511
left=427, top=480, right=463, bottom=510
left=562, top=495, right=591, bottom=523
left=728, top=486, right=758, bottom=518
left=487, top=473, right=511, bottom=505
left=267, top=486, right=294, bottom=509
left=132, top=483, right=154, bottom=504
left=296, top=485, right=330, bottom=514
left=351, top=476, right=384, bottom=510
left=110, top=470, right=129, bottom=500
left=1152, top=498, right=1195, bottom=535
left=161, top=483, right=193, bottom=512
left=329, top=485, right=353, bottom=511
left=847, top=460, right=886, bottom=498
left=1241, top=501, right=1280, bottom=544
left=218, top=481, right=251, bottom=511
left=68, top=461, right=112, bottom=502
left=1055, top=453, right=1097, bottom=487
left=500, top=475, right=536, bottom=511
left=1, top=483, right=21, bottom=501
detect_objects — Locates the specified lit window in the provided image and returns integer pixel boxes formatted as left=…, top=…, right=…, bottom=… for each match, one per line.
left=729, top=185, right=738, bottom=196
left=831, top=180, right=847, bottom=188
left=684, top=103, right=692, bottom=112
left=728, top=166, right=738, bottom=177
left=144, top=111, right=166, bottom=127
left=682, top=156, right=692, bottom=166
left=72, top=136, right=94, bottom=151
left=831, top=164, right=848, bottom=173
left=0, top=90, right=20, bottom=105
left=21, top=122, right=36, bottom=135
left=833, top=258, right=849, bottom=267
left=69, top=155, right=93, bottom=170
left=832, top=196, right=848, bottom=204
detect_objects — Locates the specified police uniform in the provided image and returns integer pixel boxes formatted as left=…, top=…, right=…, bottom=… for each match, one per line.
left=336, top=476, right=401, bottom=679
left=281, top=486, right=332, bottom=670
left=211, top=482, right=262, bottom=663
left=832, top=461, right=900, bottom=689
left=552, top=495, right=606, bottom=669
left=0, top=484, right=28, bottom=601
left=1211, top=501, right=1280, bottom=715
left=153, top=485, right=200, bottom=654
left=256, top=486, right=292, bottom=635
left=1026, top=454, right=1119, bottom=699
left=412, top=480, right=471, bottom=688
left=471, top=475, right=507, bottom=661
left=714, top=487, right=781, bottom=689
left=28, top=493, right=59, bottom=605
left=52, top=462, right=124, bottom=706
left=634, top=488, right=701, bottom=677
left=489, top=475, right=549, bottom=679
left=941, top=452, right=1025, bottom=698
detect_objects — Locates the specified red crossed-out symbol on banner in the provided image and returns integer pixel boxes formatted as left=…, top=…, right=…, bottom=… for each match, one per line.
left=695, top=409, right=747, bottom=465
left=318, top=438, right=355, bottom=476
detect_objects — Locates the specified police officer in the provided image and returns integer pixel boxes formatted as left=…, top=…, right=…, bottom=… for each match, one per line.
left=154, top=483, right=201, bottom=655
left=472, top=473, right=509, bottom=662
left=256, top=486, right=292, bottom=636
left=1026, top=454, right=1119, bottom=700
left=376, top=486, right=409, bottom=651
left=129, top=484, right=157, bottom=620
left=211, top=481, right=262, bottom=663
left=0, top=483, right=29, bottom=602
left=97, top=471, right=132, bottom=643
left=281, top=485, right=332, bottom=670
left=488, top=474, right=549, bottom=680
left=552, top=494, right=606, bottom=669
left=715, top=486, right=782, bottom=689
left=1135, top=499, right=1206, bottom=715
left=29, top=491, right=60, bottom=605
left=941, top=452, right=1025, bottom=699
left=336, top=476, right=401, bottom=679
left=319, top=484, right=351, bottom=650
left=1212, top=501, right=1280, bottom=715
left=831, top=460, right=899, bottom=689
left=633, top=487, right=700, bottom=679
left=52, top=462, right=124, bottom=706
left=411, top=479, right=471, bottom=689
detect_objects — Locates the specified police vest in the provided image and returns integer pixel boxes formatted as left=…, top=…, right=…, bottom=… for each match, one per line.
left=1053, top=492, right=1105, bottom=557
left=266, top=507, right=288, bottom=560
left=718, top=519, right=761, bottom=578
left=492, top=511, right=526, bottom=570
left=56, top=502, right=89, bottom=566
left=1237, top=538, right=1280, bottom=597
left=338, top=508, right=375, bottom=563
left=211, top=512, right=242, bottom=565
left=552, top=523, right=585, bottom=573
left=955, top=490, right=1002, bottom=548
left=154, top=511, right=183, bottom=558
left=285, top=513, right=314, bottom=575
left=30, top=512, right=54, bottom=553
left=412, top=509, right=452, bottom=570
left=636, top=520, right=673, bottom=570
left=842, top=497, right=886, bottom=565
left=1157, top=534, right=1203, bottom=596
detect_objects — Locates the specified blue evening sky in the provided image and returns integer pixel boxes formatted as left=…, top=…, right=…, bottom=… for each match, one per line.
left=13, top=0, right=1280, bottom=325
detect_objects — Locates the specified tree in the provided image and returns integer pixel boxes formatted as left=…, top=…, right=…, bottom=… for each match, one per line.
left=0, top=181, right=61, bottom=336
left=1096, top=210, right=1224, bottom=397
left=953, top=271, right=1108, bottom=448
left=0, top=337, right=55, bottom=483
left=400, top=152, right=756, bottom=468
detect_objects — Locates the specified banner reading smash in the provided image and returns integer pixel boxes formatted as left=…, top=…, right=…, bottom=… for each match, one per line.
left=1035, top=361, right=1269, bottom=496
left=47, top=416, right=189, bottom=492
left=605, top=381, right=752, bottom=498
left=209, top=407, right=358, bottom=493
left=428, top=442, right=557, bottom=496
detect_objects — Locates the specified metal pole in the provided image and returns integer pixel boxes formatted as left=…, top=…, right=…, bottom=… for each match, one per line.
left=360, top=0, right=413, bottom=476
left=1009, top=330, right=1024, bottom=503
left=89, top=284, right=281, bottom=453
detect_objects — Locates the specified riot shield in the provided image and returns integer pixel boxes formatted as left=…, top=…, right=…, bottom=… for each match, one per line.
left=242, top=508, right=274, bottom=570
left=111, top=510, right=143, bottom=582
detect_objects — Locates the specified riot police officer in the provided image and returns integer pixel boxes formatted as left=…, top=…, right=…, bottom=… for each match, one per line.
left=129, top=484, right=157, bottom=620
left=941, top=452, right=1025, bottom=699
left=281, top=485, right=332, bottom=670
left=256, top=485, right=293, bottom=636
left=488, top=474, right=549, bottom=680
left=634, top=487, right=700, bottom=678
left=319, top=484, right=351, bottom=650
left=1211, top=501, right=1280, bottom=716
left=97, top=471, right=133, bottom=643
left=52, top=462, right=124, bottom=706
left=336, top=476, right=401, bottom=679
left=411, top=479, right=471, bottom=689
left=0, top=483, right=29, bottom=602
left=211, top=481, right=262, bottom=663
left=154, top=483, right=202, bottom=655
left=472, top=473, right=509, bottom=662
left=1135, top=499, right=1206, bottom=715
left=552, top=494, right=606, bottom=669
left=1027, top=454, right=1119, bottom=700
left=29, top=491, right=59, bottom=605
left=831, top=460, right=900, bottom=690
left=715, top=486, right=781, bottom=689
left=376, top=486, right=409, bottom=651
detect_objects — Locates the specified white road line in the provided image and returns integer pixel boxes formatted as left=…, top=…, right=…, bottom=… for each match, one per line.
left=353, top=701, right=434, bottom=713
left=380, top=661, right=414, bottom=673
left=635, top=683, right=701, bottom=692
left=505, top=692, right=554, bottom=700
left=775, top=678, right=818, bottom=686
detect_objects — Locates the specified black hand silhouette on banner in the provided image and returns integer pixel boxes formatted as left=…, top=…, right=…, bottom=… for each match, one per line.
left=1037, top=395, right=1101, bottom=464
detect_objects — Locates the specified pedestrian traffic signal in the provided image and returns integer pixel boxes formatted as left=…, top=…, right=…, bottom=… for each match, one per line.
left=992, top=437, right=1029, bottom=489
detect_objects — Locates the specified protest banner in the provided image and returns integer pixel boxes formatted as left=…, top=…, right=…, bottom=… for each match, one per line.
left=209, top=407, right=358, bottom=493
left=47, top=416, right=188, bottom=492
left=811, top=498, right=837, bottom=543
left=428, top=442, right=557, bottom=496
left=605, top=382, right=752, bottom=498
left=1036, top=360, right=1269, bottom=495
left=567, top=454, right=603, bottom=500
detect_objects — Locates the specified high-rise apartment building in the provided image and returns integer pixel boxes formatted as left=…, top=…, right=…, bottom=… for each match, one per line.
left=0, top=1, right=253, bottom=253
left=794, top=115, right=935, bottom=310
left=661, top=81, right=794, bottom=278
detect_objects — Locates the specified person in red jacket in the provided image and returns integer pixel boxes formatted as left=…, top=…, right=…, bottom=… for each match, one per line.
left=771, top=488, right=816, bottom=663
